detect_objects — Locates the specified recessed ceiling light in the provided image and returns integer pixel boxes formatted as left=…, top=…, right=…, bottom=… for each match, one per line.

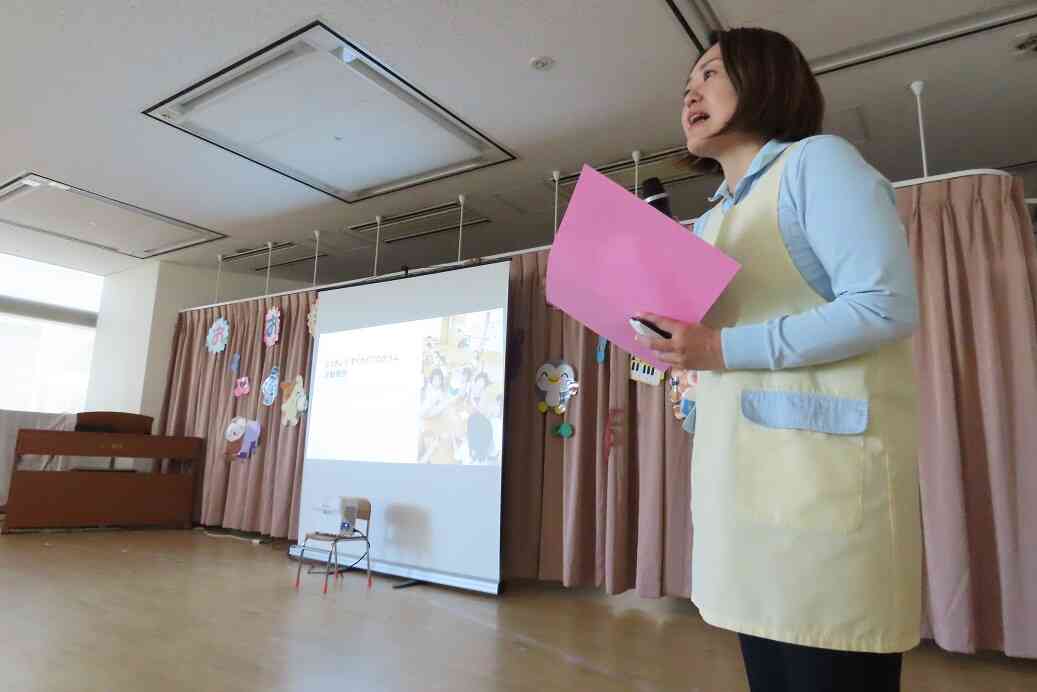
left=530, top=56, right=556, bottom=71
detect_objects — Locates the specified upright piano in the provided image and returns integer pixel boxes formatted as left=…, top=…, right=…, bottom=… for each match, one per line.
left=3, top=412, right=204, bottom=532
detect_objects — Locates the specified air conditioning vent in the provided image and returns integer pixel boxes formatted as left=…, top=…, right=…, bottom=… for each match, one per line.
left=0, top=173, right=223, bottom=259
left=144, top=21, right=514, bottom=203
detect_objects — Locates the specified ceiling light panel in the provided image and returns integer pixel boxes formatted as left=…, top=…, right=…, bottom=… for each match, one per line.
left=145, top=22, right=514, bottom=203
left=0, top=174, right=223, bottom=259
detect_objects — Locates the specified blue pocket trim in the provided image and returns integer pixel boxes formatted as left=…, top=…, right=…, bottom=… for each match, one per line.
left=740, top=390, right=868, bottom=435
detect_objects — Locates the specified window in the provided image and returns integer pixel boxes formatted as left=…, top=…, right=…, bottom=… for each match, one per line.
left=0, top=253, right=103, bottom=311
left=0, top=253, right=102, bottom=413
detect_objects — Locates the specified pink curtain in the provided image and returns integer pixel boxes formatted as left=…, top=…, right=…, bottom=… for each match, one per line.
left=504, top=252, right=693, bottom=596
left=155, top=183, right=1037, bottom=658
left=159, top=291, right=316, bottom=538
left=156, top=260, right=691, bottom=592
left=897, top=173, right=1037, bottom=658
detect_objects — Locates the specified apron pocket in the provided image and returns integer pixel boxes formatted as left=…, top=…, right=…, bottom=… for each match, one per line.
left=734, top=390, right=867, bottom=533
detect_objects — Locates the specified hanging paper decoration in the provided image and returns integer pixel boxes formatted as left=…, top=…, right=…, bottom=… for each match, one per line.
left=237, top=420, right=262, bottom=459
left=595, top=336, right=609, bottom=364
left=535, top=361, right=579, bottom=415
left=263, top=307, right=281, bottom=347
left=630, top=356, right=665, bottom=386
left=669, top=369, right=699, bottom=421
left=224, top=417, right=248, bottom=442
left=280, top=375, right=308, bottom=427
left=307, top=300, right=318, bottom=338
left=261, top=366, right=280, bottom=406
left=224, top=417, right=261, bottom=459
left=553, top=422, right=575, bottom=438
left=229, top=352, right=240, bottom=375
left=233, top=376, right=250, bottom=398
left=206, top=317, right=230, bottom=354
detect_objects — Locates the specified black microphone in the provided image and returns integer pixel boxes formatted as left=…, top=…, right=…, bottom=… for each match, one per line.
left=641, top=177, right=672, bottom=218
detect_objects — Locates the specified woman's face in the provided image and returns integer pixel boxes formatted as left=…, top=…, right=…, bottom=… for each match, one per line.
left=682, top=43, right=739, bottom=158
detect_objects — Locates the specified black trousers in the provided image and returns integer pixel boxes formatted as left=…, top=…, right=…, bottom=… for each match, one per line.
left=739, top=634, right=903, bottom=692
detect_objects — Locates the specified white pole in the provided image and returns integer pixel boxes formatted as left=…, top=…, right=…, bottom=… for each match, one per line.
left=312, top=230, right=320, bottom=286
left=910, top=81, right=929, bottom=178
left=214, top=254, right=223, bottom=304
left=373, top=216, right=382, bottom=277
left=551, top=170, right=560, bottom=239
left=456, top=194, right=465, bottom=262
left=632, top=150, right=641, bottom=196
left=264, top=241, right=273, bottom=295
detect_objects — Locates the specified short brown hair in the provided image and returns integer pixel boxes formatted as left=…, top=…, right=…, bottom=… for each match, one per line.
left=686, top=28, right=824, bottom=173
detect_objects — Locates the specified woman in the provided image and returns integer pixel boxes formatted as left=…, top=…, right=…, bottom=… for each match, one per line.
left=420, top=368, right=449, bottom=418
left=636, top=28, right=922, bottom=692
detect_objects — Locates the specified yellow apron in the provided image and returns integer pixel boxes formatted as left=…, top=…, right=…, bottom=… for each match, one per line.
left=691, top=145, right=922, bottom=653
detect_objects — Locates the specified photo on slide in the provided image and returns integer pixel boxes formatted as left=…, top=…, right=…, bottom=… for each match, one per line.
left=418, top=309, right=505, bottom=466
left=307, top=307, right=505, bottom=465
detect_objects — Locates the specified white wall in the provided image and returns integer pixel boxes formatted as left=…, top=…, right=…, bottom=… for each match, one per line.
left=85, top=262, right=161, bottom=415
left=87, top=261, right=306, bottom=422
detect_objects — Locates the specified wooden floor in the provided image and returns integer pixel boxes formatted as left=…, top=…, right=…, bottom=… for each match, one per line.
left=1, top=530, right=1035, bottom=692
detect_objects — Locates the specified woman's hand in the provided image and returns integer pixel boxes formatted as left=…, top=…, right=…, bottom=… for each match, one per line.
left=635, top=313, right=726, bottom=371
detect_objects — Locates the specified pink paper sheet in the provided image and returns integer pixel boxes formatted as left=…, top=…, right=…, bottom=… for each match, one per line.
left=546, top=165, right=740, bottom=370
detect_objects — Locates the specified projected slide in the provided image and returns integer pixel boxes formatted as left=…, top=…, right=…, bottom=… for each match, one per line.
left=307, top=309, right=505, bottom=465
left=299, top=261, right=510, bottom=594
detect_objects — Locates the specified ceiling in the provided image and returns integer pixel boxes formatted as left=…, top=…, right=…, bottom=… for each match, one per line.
left=1, top=0, right=1035, bottom=284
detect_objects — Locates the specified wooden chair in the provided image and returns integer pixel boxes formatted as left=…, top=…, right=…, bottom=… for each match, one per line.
left=295, top=497, right=372, bottom=593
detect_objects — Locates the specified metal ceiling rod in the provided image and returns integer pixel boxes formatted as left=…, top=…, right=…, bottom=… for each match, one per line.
left=312, top=230, right=320, bottom=286
left=456, top=195, right=465, bottom=262
left=910, top=80, right=929, bottom=178
left=373, top=215, right=382, bottom=277
left=552, top=170, right=560, bottom=239
left=214, top=254, right=223, bottom=304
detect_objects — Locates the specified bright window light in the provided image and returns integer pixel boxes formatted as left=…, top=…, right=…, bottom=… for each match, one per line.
left=0, top=252, right=103, bottom=312
left=0, top=313, right=95, bottom=413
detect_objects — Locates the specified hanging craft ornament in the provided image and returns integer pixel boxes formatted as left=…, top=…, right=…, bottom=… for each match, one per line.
left=669, top=369, right=699, bottom=421
left=233, top=376, right=250, bottom=398
left=237, top=420, right=262, bottom=459
left=553, top=422, right=575, bottom=439
left=261, top=367, right=280, bottom=406
left=225, top=417, right=248, bottom=442
left=307, top=299, right=318, bottom=337
left=595, top=336, right=609, bottom=364
left=263, top=307, right=281, bottom=347
left=206, top=317, right=230, bottom=354
left=280, top=375, right=309, bottom=427
left=225, top=417, right=261, bottom=460
left=229, top=352, right=240, bottom=375
left=535, top=361, right=579, bottom=415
